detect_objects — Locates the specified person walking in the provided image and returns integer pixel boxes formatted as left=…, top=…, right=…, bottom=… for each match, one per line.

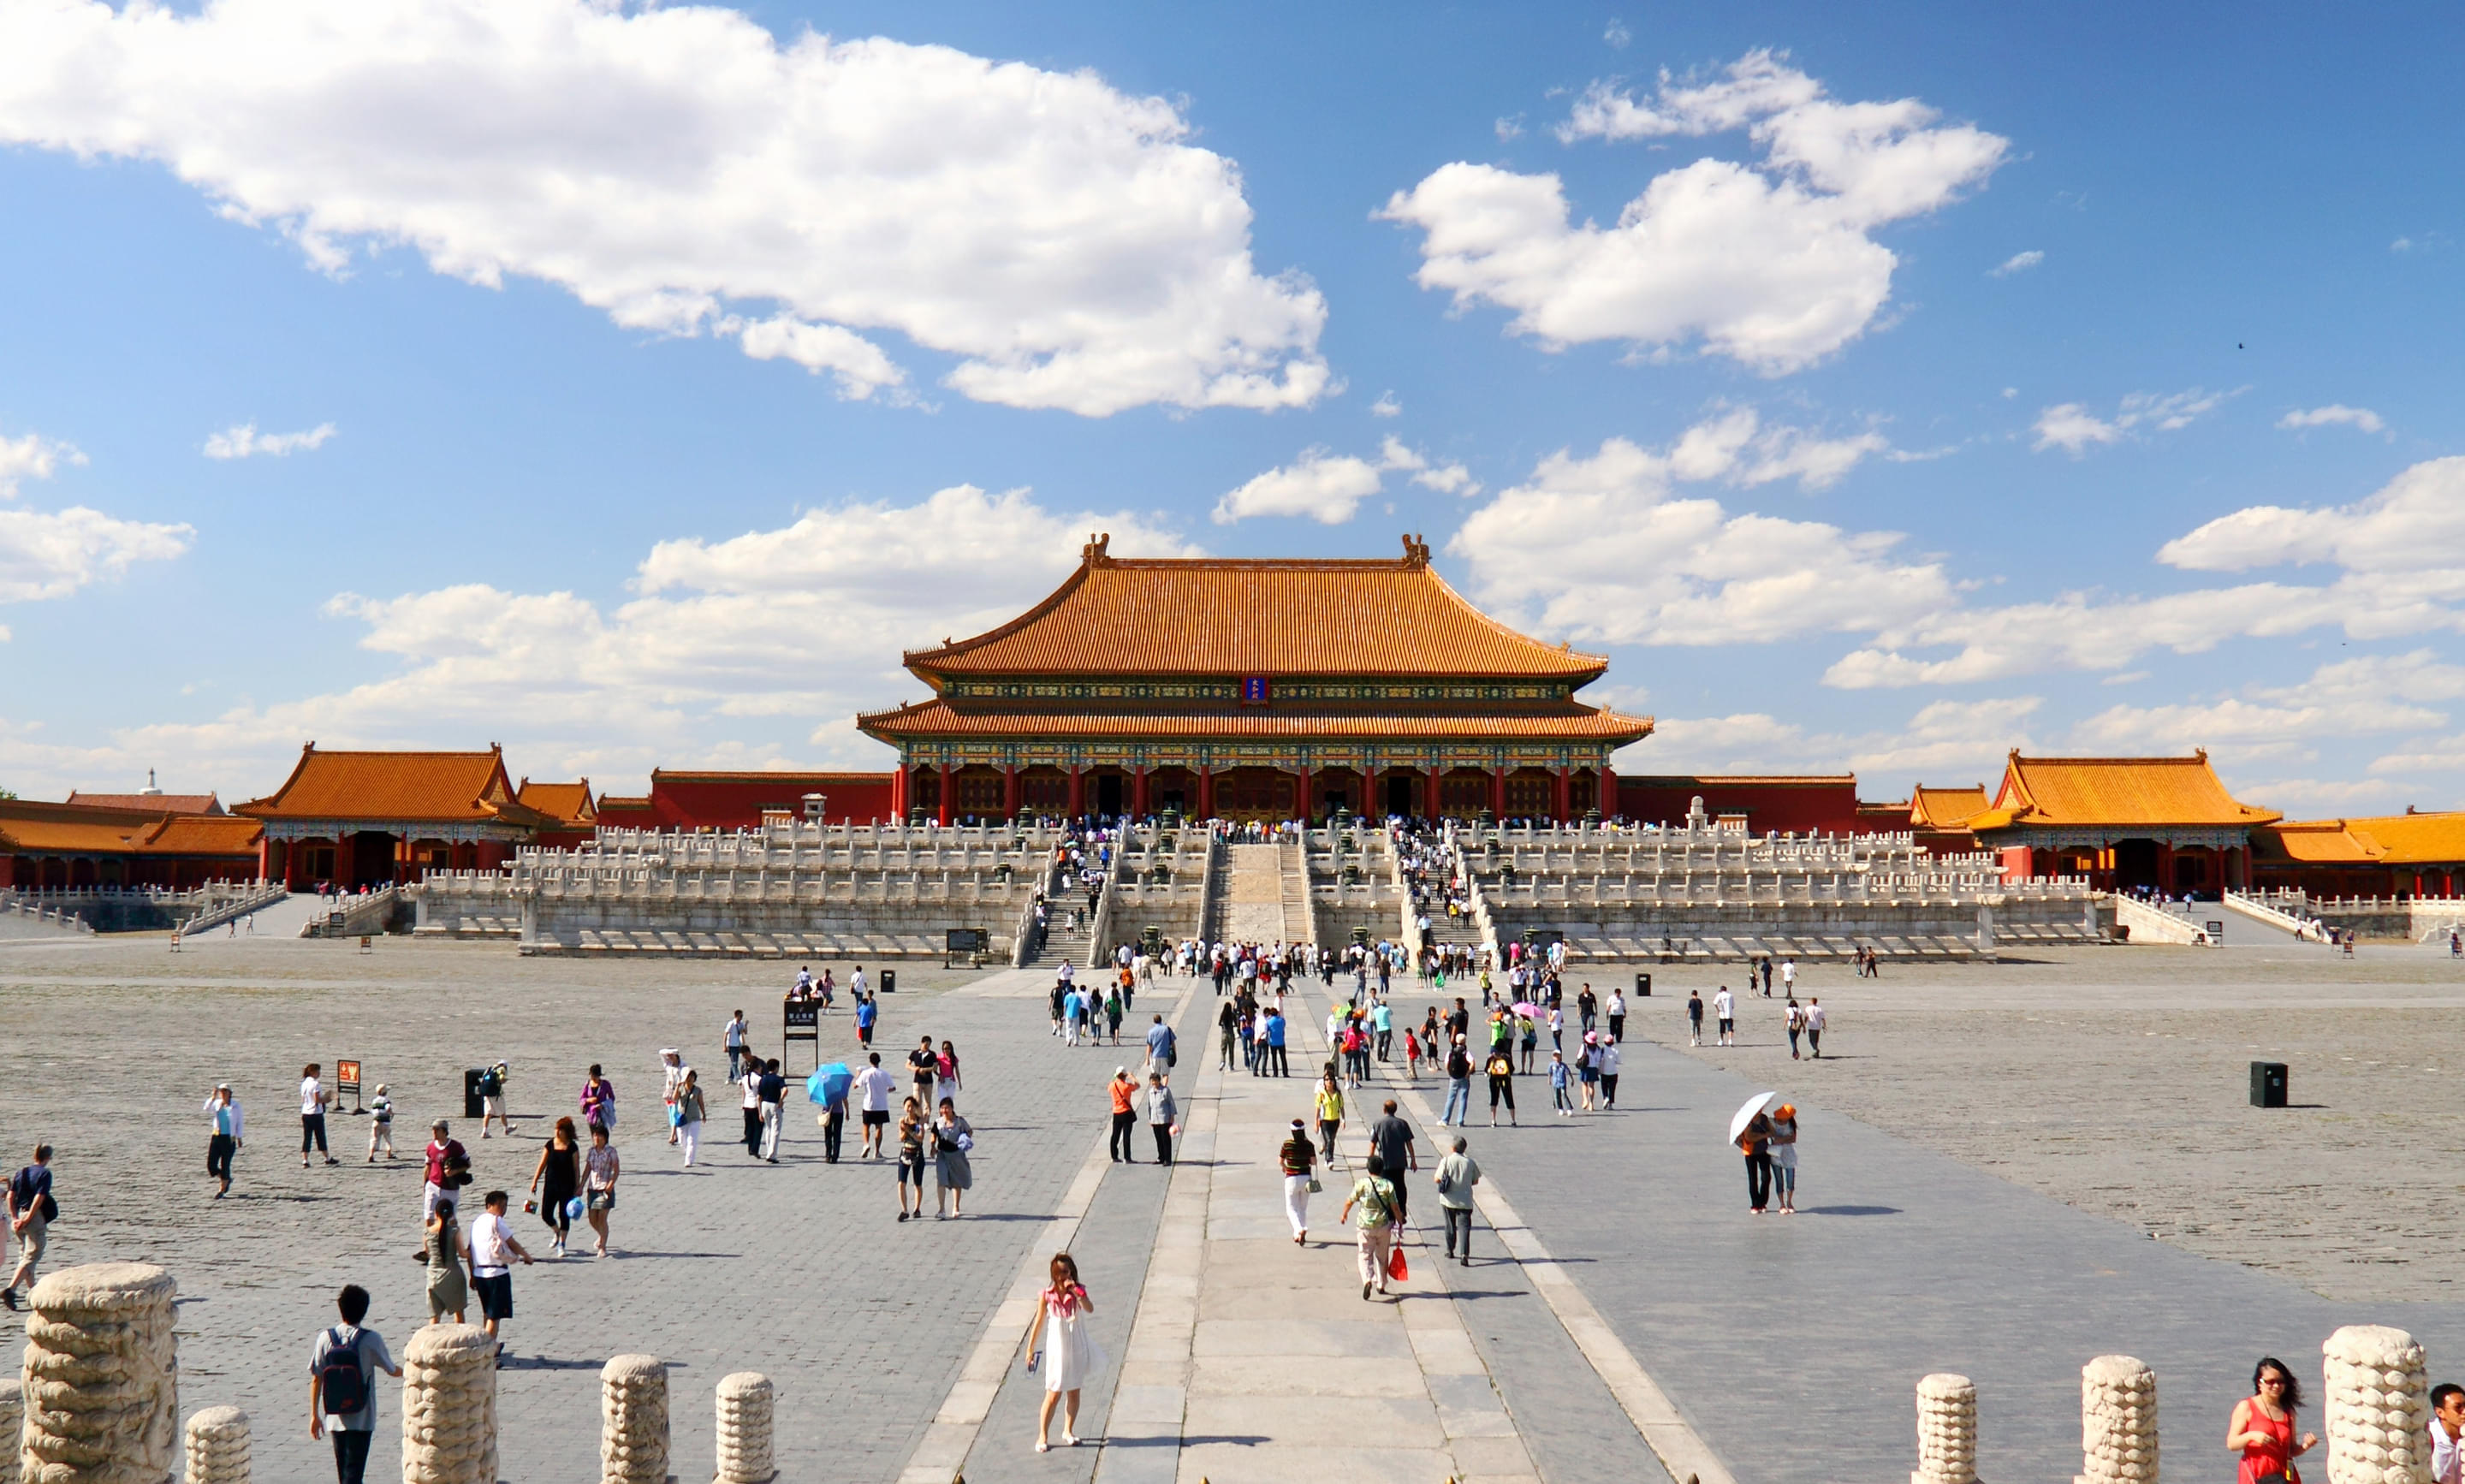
left=1686, top=989, right=1703, bottom=1047
left=757, top=1059, right=787, bottom=1163
left=422, top=1120, right=468, bottom=1220
left=2229, top=1357, right=2318, bottom=1484
left=1143, top=1013, right=1177, bottom=1074
left=1785, top=997, right=1803, bottom=1060
left=478, top=1061, right=512, bottom=1139
left=932, top=1099, right=973, bottom=1218
left=740, top=1056, right=765, bottom=1155
left=856, top=992, right=878, bottom=1052
left=1600, top=1036, right=1622, bottom=1109
left=819, top=1073, right=848, bottom=1164
left=2, top=1144, right=53, bottom=1310
left=723, top=1009, right=751, bottom=1083
left=467, top=1190, right=533, bottom=1363
left=581, top=1123, right=621, bottom=1257
left=1548, top=1049, right=1573, bottom=1115
left=204, top=1083, right=243, bottom=1198
left=936, top=1040, right=962, bottom=1109
left=674, top=1069, right=707, bottom=1167
left=1367, top=1100, right=1417, bottom=1225
left=855, top=1053, right=896, bottom=1159
left=1712, top=986, right=1735, bottom=1048
left=579, top=1065, right=616, bottom=1137
left=1577, top=1033, right=1601, bottom=1112
left=1263, top=1006, right=1288, bottom=1076
left=526, top=1119, right=581, bottom=1257
left=894, top=1098, right=928, bottom=1222
left=1768, top=1102, right=1798, bottom=1214
left=659, top=1051, right=684, bottom=1146
left=1780, top=959, right=1797, bottom=998
left=309, top=1284, right=402, bottom=1484
left=907, top=1036, right=939, bottom=1119
left=1339, top=1157, right=1402, bottom=1302
left=1805, top=998, right=1826, bottom=1058
left=1441, top=1035, right=1472, bottom=1125
left=1434, top=1135, right=1481, bottom=1265
left=1146, top=1073, right=1179, bottom=1166
left=423, top=1198, right=470, bottom=1324
left=301, top=1063, right=337, bottom=1167
left=1278, top=1119, right=1316, bottom=1245
left=1217, top=998, right=1239, bottom=1070
left=1315, top=1069, right=1345, bottom=1161
left=1484, top=1045, right=1517, bottom=1127
left=365, top=1084, right=395, bottom=1162
left=1737, top=1110, right=1773, bottom=1214
left=1023, top=1252, right=1104, bottom=1452
left=1607, top=987, right=1627, bottom=1042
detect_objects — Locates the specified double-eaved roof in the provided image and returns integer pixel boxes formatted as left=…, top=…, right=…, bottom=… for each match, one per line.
left=901, top=534, right=1609, bottom=686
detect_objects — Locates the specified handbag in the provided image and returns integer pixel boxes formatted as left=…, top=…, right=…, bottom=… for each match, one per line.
left=1387, top=1244, right=1409, bottom=1281
left=1306, top=1175, right=1322, bottom=1194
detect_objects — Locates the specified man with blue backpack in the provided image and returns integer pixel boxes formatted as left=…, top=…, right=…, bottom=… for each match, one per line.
left=309, top=1284, right=402, bottom=1484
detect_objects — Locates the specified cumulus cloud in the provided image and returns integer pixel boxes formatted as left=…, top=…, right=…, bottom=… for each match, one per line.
left=1211, top=436, right=1477, bottom=525
left=0, top=430, right=85, bottom=497
left=202, top=422, right=337, bottom=460
left=2069, top=652, right=2465, bottom=770
left=2277, top=404, right=2387, bottom=436
left=0, top=507, right=194, bottom=604
left=1370, top=391, right=1403, bottom=418
left=1827, top=458, right=2465, bottom=688
left=1381, top=50, right=2006, bottom=374
left=1450, top=410, right=1933, bottom=647
left=3, top=484, right=1191, bottom=797
left=1626, top=696, right=2038, bottom=794
left=1989, top=249, right=2043, bottom=276
left=0, top=0, right=1327, bottom=417
left=2032, top=387, right=2234, bottom=455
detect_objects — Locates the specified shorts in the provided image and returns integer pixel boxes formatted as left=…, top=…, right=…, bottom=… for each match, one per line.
left=472, top=1271, right=514, bottom=1320
left=482, top=1095, right=504, bottom=1117
left=897, top=1155, right=928, bottom=1187
left=1718, top=1018, right=1734, bottom=1032
left=863, top=1110, right=890, bottom=1128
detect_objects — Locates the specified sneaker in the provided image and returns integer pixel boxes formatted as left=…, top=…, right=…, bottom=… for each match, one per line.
left=1362, top=1281, right=1372, bottom=1301
left=897, top=1211, right=910, bottom=1222
left=1, top=1288, right=15, bottom=1311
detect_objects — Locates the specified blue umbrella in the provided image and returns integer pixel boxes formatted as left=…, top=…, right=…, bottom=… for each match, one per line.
left=807, top=1063, right=853, bottom=1105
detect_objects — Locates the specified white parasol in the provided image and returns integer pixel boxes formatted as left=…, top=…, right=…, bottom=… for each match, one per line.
left=1728, top=1091, right=1779, bottom=1146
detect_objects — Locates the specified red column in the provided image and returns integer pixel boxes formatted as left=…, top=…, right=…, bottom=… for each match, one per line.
left=1554, top=768, right=1571, bottom=823
left=1490, top=769, right=1506, bottom=819
left=1299, top=767, right=1315, bottom=824
left=1199, top=765, right=1215, bottom=819
left=889, top=765, right=906, bottom=821
left=1067, top=764, right=1084, bottom=821
left=936, top=765, right=952, bottom=827
left=1133, top=765, right=1149, bottom=819
left=1424, top=769, right=1440, bottom=822
left=1600, top=767, right=1616, bottom=818
left=1003, top=764, right=1020, bottom=822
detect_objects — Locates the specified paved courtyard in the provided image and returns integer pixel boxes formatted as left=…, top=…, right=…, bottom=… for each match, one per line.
left=0, top=930, right=2457, bottom=1482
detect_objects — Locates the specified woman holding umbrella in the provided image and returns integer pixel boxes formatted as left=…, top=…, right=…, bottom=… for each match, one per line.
left=1731, top=1092, right=1777, bottom=1214
left=807, top=1061, right=854, bottom=1164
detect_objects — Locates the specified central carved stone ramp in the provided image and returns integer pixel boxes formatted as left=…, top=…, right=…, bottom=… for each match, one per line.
left=1223, top=843, right=1288, bottom=943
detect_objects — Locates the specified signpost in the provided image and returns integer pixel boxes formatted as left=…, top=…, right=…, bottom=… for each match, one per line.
left=783, top=1001, right=820, bottom=1071
left=336, top=1060, right=364, bottom=1114
left=2206, top=919, right=2226, bottom=947
left=945, top=928, right=989, bottom=969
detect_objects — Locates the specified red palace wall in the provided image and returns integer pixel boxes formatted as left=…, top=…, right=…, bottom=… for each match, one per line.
left=1617, top=776, right=1867, bottom=835
left=645, top=772, right=898, bottom=830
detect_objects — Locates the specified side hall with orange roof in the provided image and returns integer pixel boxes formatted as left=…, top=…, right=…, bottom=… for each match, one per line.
left=0, top=799, right=261, bottom=890
left=237, top=744, right=561, bottom=889
left=1968, top=750, right=2281, bottom=893
left=2252, top=810, right=2465, bottom=899
left=515, top=778, right=598, bottom=849
left=858, top=533, right=1653, bottom=824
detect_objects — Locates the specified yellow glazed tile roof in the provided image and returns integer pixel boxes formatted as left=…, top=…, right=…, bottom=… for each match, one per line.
left=241, top=746, right=558, bottom=827
left=1979, top=751, right=2279, bottom=830
left=858, top=697, right=1652, bottom=744
left=1908, top=785, right=1992, bottom=831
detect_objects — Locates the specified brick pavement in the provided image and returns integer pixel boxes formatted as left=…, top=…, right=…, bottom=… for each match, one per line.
left=0, top=939, right=1182, bottom=1482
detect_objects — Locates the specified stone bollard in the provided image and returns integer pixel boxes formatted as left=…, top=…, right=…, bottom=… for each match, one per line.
left=182, top=1407, right=250, bottom=1484
left=1915, top=1373, right=1980, bottom=1484
left=2323, top=1324, right=2431, bottom=1484
left=400, top=1324, right=496, bottom=1484
left=713, top=1372, right=775, bottom=1484
left=600, top=1356, right=668, bottom=1484
left=2076, top=1355, right=2157, bottom=1484
left=21, top=1261, right=179, bottom=1484
left=0, top=1378, right=21, bottom=1484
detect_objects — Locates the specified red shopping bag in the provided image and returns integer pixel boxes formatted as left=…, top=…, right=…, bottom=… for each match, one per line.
left=1387, top=1244, right=1409, bottom=1282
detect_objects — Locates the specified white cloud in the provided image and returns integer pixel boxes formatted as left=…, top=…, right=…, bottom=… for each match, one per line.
left=1494, top=116, right=1524, bottom=142
left=202, top=422, right=337, bottom=460
left=1989, top=248, right=2043, bottom=276
left=1211, top=436, right=1477, bottom=525
left=0, top=507, right=194, bottom=603
left=0, top=430, right=85, bottom=497
left=1603, top=18, right=1632, bottom=49
left=2158, top=454, right=2465, bottom=580
left=2276, top=404, right=2387, bottom=436
left=2, top=484, right=1191, bottom=798
left=0, top=0, right=1327, bottom=418
left=2068, top=652, right=2465, bottom=769
left=1370, top=390, right=1403, bottom=418
left=1623, top=695, right=2037, bottom=794
left=1381, top=50, right=2006, bottom=374
left=2032, top=387, right=2233, bottom=455
left=1451, top=412, right=1938, bottom=648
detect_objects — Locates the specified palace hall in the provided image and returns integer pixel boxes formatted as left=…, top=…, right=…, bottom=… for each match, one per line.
left=857, top=535, right=1654, bottom=825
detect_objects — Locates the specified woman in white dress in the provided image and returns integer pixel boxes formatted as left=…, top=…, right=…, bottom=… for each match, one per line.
left=1021, top=1252, right=1106, bottom=1451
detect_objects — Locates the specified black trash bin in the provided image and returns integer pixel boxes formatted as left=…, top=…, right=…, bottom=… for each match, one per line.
left=1634, top=971, right=1652, bottom=998
left=881, top=969, right=897, bottom=994
left=462, top=1067, right=487, bottom=1119
left=2250, top=1060, right=2288, bottom=1108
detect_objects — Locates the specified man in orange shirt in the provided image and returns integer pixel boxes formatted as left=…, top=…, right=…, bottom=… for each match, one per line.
left=1108, top=1068, right=1139, bottom=1163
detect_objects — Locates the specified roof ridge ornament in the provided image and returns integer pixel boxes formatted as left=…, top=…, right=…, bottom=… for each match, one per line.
left=1401, top=532, right=1430, bottom=565
left=1082, top=531, right=1112, bottom=565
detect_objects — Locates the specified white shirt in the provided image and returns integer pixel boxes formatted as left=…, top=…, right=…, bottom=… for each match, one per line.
left=203, top=1096, right=244, bottom=1140
left=1609, top=994, right=1625, bottom=1016
left=1806, top=1004, right=1826, bottom=1030
left=300, top=1077, right=324, bottom=1115
left=2430, top=1420, right=2462, bottom=1484
left=470, top=1211, right=514, bottom=1275
left=723, top=1018, right=746, bottom=1048
left=1781, top=962, right=1797, bottom=985
left=854, top=1066, right=897, bottom=1113
left=1711, top=990, right=1732, bottom=1019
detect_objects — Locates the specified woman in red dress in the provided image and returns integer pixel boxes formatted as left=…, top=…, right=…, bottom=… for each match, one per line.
left=2228, top=1356, right=2319, bottom=1484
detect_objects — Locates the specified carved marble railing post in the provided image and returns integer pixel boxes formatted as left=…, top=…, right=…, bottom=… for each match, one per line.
left=2076, top=1355, right=2155, bottom=1484
left=1915, top=1373, right=1979, bottom=1484
left=714, top=1372, right=775, bottom=1484
left=2324, top=1324, right=2430, bottom=1484
left=21, top=1262, right=178, bottom=1484
left=182, top=1406, right=251, bottom=1484
left=400, top=1324, right=496, bottom=1484
left=600, top=1355, right=668, bottom=1484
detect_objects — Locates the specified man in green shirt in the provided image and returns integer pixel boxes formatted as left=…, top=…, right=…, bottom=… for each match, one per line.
left=1339, top=1156, right=1401, bottom=1301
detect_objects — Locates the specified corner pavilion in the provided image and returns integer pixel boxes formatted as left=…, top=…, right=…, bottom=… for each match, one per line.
left=858, top=535, right=1654, bottom=824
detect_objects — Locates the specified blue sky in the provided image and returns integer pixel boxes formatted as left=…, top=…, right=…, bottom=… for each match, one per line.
left=2, top=0, right=2462, bottom=815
